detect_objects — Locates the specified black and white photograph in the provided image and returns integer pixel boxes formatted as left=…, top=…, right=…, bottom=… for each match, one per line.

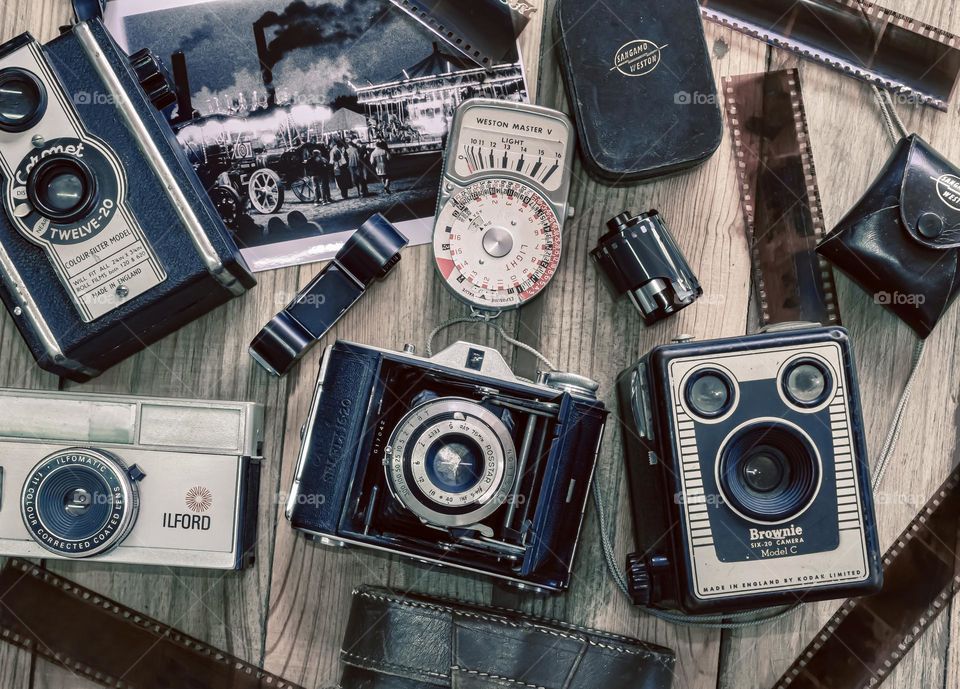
left=105, top=0, right=528, bottom=270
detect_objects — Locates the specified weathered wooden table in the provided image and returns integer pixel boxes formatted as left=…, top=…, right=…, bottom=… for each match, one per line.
left=2, top=1, right=958, bottom=688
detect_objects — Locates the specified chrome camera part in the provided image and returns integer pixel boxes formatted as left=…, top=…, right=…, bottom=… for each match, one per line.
left=287, top=339, right=607, bottom=593
left=616, top=326, right=882, bottom=613
left=0, top=388, right=264, bottom=570
left=385, top=398, right=518, bottom=528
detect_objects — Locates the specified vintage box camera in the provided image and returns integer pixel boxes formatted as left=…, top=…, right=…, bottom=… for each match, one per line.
left=287, top=340, right=608, bottom=593
left=617, top=325, right=882, bottom=613
left=0, top=20, right=255, bottom=381
left=0, top=388, right=263, bottom=569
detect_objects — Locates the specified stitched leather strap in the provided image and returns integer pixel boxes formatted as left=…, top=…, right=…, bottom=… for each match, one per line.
left=339, top=587, right=676, bottom=689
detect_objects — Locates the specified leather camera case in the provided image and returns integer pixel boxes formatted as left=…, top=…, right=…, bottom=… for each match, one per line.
left=817, top=135, right=960, bottom=338
left=555, top=0, right=722, bottom=183
left=337, top=586, right=676, bottom=689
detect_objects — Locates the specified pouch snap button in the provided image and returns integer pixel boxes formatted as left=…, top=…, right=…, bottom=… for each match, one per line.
left=917, top=212, right=944, bottom=239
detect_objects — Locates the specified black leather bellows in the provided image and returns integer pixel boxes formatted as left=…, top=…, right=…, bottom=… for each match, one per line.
left=336, top=586, right=676, bottom=689
left=817, top=134, right=960, bottom=338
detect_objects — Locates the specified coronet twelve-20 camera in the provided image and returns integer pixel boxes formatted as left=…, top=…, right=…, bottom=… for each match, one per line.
left=287, top=340, right=608, bottom=593
left=617, top=325, right=882, bottom=613
left=0, top=388, right=263, bottom=569
left=0, top=19, right=255, bottom=381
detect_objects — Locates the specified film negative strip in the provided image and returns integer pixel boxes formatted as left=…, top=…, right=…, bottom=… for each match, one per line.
left=773, top=460, right=960, bottom=689
left=389, top=0, right=531, bottom=67
left=723, top=69, right=840, bottom=329
left=0, top=559, right=305, bottom=689
left=700, top=0, right=960, bottom=111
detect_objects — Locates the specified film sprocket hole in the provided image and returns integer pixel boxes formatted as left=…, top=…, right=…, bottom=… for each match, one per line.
left=286, top=339, right=607, bottom=593
left=0, top=388, right=263, bottom=570
left=0, top=19, right=255, bottom=381
left=616, top=325, right=882, bottom=613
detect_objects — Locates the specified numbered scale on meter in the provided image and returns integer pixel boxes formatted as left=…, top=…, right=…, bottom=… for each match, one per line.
left=433, top=99, right=575, bottom=311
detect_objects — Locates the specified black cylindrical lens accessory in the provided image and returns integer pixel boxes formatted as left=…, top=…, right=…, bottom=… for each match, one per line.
left=591, top=210, right=702, bottom=326
left=249, top=213, right=408, bottom=376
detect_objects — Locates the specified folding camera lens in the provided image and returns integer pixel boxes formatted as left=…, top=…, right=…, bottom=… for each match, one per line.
left=684, top=369, right=735, bottom=418
left=0, top=68, right=46, bottom=132
left=27, top=154, right=98, bottom=222
left=782, top=358, right=832, bottom=408
left=426, top=436, right=486, bottom=492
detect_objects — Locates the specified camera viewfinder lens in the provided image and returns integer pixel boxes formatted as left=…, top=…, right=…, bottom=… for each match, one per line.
left=685, top=370, right=734, bottom=418
left=783, top=360, right=831, bottom=408
left=0, top=69, right=46, bottom=131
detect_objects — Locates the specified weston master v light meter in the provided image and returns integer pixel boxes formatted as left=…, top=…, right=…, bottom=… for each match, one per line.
left=433, top=99, right=575, bottom=311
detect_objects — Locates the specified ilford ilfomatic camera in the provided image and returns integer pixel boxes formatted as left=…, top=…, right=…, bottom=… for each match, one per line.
left=0, top=388, right=263, bottom=569
left=287, top=340, right=608, bottom=593
left=617, top=325, right=882, bottom=613
left=0, top=20, right=255, bottom=381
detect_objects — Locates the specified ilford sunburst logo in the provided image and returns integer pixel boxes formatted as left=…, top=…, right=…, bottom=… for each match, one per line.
left=185, top=486, right=213, bottom=513
left=612, top=39, right=667, bottom=77
left=933, top=174, right=960, bottom=211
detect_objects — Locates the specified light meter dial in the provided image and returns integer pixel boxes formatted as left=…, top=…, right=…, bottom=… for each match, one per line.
left=433, top=99, right=574, bottom=311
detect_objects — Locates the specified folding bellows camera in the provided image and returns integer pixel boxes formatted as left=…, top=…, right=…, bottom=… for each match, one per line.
left=287, top=340, right=608, bottom=593
left=0, top=20, right=254, bottom=381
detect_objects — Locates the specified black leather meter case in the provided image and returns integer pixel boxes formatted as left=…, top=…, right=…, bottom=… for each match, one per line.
left=556, top=0, right=722, bottom=183
left=818, top=135, right=960, bottom=338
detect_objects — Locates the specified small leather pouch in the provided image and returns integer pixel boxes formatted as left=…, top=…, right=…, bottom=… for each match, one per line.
left=337, top=586, right=676, bottom=689
left=817, top=134, right=960, bottom=338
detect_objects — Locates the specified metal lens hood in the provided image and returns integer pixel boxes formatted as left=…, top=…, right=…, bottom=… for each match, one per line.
left=249, top=213, right=408, bottom=376
left=591, top=210, right=702, bottom=326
